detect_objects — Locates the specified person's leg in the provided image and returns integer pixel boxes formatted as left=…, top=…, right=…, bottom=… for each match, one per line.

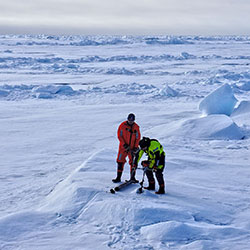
left=113, top=149, right=127, bottom=182
left=144, top=169, right=155, bottom=190
left=155, top=168, right=165, bottom=194
left=112, top=162, right=125, bottom=183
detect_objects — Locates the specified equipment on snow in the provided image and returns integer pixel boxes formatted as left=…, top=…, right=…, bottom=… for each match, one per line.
left=136, top=171, right=145, bottom=194
left=110, top=179, right=137, bottom=194
left=129, top=148, right=140, bottom=182
left=136, top=166, right=155, bottom=193
left=111, top=160, right=140, bottom=194
left=130, top=161, right=139, bottom=183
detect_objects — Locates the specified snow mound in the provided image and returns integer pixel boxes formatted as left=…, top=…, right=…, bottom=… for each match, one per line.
left=140, top=221, right=246, bottom=243
left=39, top=149, right=115, bottom=216
left=177, top=115, right=244, bottom=140
left=141, top=221, right=203, bottom=242
left=199, top=84, right=238, bottom=116
left=133, top=207, right=192, bottom=230
left=158, top=84, right=179, bottom=97
left=32, top=85, right=75, bottom=99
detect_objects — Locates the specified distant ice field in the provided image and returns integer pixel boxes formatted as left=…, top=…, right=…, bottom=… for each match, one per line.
left=0, top=35, right=250, bottom=93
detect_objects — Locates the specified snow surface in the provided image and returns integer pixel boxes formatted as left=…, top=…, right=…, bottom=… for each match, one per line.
left=1, top=35, right=250, bottom=250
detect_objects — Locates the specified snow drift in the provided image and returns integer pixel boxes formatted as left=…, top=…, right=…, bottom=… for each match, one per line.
left=177, top=115, right=244, bottom=140
left=146, top=114, right=244, bottom=140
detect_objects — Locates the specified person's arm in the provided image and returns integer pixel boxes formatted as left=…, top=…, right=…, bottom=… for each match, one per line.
left=134, top=149, right=144, bottom=166
left=135, top=125, right=141, bottom=148
left=117, top=123, right=126, bottom=146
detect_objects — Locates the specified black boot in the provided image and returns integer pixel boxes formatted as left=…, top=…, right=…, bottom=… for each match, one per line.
left=144, top=182, right=155, bottom=190
left=112, top=163, right=123, bottom=183
left=155, top=185, right=165, bottom=194
left=112, top=171, right=122, bottom=183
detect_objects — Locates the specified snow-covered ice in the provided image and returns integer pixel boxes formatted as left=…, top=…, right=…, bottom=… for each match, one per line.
left=199, top=83, right=238, bottom=116
left=176, top=114, right=244, bottom=140
left=0, top=35, right=250, bottom=250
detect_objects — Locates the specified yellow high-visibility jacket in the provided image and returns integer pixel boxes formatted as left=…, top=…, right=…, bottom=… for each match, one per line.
left=136, top=139, right=165, bottom=169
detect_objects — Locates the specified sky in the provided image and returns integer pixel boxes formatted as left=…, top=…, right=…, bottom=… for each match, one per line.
left=0, top=0, right=250, bottom=36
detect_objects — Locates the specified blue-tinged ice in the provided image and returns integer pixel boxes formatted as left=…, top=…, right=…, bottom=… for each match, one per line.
left=199, top=84, right=238, bottom=116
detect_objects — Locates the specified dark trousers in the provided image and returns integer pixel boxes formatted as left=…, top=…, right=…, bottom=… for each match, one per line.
left=146, top=167, right=165, bottom=187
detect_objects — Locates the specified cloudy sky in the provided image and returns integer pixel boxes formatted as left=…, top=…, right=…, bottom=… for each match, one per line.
left=0, top=0, right=249, bottom=35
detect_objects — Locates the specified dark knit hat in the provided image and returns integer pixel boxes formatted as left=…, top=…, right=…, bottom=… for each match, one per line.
left=139, top=137, right=150, bottom=149
left=127, top=113, right=135, bottom=121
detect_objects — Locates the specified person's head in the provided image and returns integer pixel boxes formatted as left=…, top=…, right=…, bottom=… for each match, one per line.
left=139, top=137, right=150, bottom=151
left=127, top=113, right=135, bottom=125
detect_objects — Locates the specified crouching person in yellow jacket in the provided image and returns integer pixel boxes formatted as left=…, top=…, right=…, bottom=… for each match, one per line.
left=135, top=137, right=165, bottom=194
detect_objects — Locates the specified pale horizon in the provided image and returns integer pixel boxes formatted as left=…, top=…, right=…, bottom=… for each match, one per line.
left=0, top=0, right=250, bottom=36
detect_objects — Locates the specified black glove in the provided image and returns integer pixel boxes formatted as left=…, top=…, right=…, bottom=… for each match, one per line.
left=141, top=160, right=150, bottom=168
left=132, top=147, right=139, bottom=154
left=123, top=143, right=130, bottom=152
left=153, top=165, right=158, bottom=172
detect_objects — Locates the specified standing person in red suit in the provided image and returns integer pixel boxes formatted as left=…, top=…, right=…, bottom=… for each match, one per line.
left=112, top=113, right=141, bottom=183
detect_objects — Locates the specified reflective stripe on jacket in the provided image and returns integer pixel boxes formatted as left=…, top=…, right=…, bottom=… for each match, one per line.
left=117, top=121, right=141, bottom=148
left=137, top=139, right=165, bottom=169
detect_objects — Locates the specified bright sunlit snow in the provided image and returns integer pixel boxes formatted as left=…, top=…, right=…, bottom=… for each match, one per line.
left=0, top=35, right=250, bottom=250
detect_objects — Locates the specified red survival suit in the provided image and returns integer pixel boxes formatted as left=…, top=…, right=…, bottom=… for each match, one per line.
left=116, top=121, right=141, bottom=177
